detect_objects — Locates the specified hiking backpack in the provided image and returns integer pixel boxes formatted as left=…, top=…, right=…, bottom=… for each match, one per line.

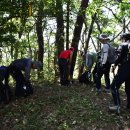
left=107, top=44, right=117, bottom=64
left=79, top=71, right=91, bottom=84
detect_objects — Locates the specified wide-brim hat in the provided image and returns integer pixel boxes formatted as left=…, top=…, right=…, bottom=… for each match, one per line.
left=98, top=34, right=110, bottom=40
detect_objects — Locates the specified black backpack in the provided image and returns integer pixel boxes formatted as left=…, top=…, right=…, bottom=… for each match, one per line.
left=107, top=44, right=117, bottom=64
left=79, top=71, right=91, bottom=84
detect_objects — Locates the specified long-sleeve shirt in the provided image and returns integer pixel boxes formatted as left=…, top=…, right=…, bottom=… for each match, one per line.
left=100, top=43, right=109, bottom=64
left=10, top=58, right=32, bottom=81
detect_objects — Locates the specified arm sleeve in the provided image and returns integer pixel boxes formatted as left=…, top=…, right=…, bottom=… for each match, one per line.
left=24, top=60, right=32, bottom=81
left=101, top=44, right=109, bottom=64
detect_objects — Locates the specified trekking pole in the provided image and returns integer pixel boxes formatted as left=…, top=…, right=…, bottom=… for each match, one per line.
left=112, top=65, right=120, bottom=114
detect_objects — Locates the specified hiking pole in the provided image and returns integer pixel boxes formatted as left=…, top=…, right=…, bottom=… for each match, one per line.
left=111, top=65, right=120, bottom=114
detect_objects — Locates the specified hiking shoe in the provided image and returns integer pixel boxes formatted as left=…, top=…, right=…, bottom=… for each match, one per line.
left=109, top=105, right=120, bottom=111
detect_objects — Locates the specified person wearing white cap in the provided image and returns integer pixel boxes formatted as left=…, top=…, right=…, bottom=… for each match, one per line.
left=95, top=34, right=111, bottom=93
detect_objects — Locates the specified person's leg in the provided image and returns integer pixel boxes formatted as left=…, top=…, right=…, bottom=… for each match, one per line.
left=59, top=59, right=68, bottom=85
left=10, top=67, right=25, bottom=97
left=0, top=82, right=4, bottom=103
left=125, top=78, right=130, bottom=109
left=95, top=63, right=104, bottom=91
left=111, top=66, right=126, bottom=106
left=111, top=77, right=122, bottom=106
left=63, top=61, right=70, bottom=85
left=104, top=63, right=111, bottom=90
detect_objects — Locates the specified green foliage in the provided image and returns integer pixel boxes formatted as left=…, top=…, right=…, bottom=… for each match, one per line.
left=0, top=0, right=130, bottom=80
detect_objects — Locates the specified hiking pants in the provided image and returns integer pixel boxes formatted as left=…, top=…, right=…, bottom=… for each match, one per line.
left=111, top=62, right=130, bottom=108
left=58, top=58, right=69, bottom=85
left=95, top=62, right=111, bottom=90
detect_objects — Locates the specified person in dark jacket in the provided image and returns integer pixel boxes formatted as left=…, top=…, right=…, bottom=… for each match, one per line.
left=58, top=47, right=74, bottom=85
left=0, top=66, right=12, bottom=104
left=109, top=33, right=130, bottom=111
left=10, top=58, right=42, bottom=82
left=9, top=58, right=42, bottom=97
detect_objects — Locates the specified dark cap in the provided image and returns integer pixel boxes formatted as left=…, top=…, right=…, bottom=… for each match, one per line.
left=120, top=33, right=130, bottom=41
left=32, top=61, right=42, bottom=69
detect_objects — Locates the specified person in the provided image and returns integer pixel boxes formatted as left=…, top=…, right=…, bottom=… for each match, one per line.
left=95, top=34, right=111, bottom=93
left=58, top=47, right=74, bottom=86
left=10, top=58, right=42, bottom=82
left=92, top=51, right=101, bottom=85
left=0, top=66, right=12, bottom=104
left=9, top=58, right=42, bottom=97
left=109, top=33, right=130, bottom=111
left=79, top=51, right=97, bottom=84
left=86, top=51, right=97, bottom=72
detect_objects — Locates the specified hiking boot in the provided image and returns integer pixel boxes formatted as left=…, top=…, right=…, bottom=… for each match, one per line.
left=109, top=105, right=120, bottom=111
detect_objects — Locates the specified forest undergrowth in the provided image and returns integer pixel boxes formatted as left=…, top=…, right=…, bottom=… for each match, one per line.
left=0, top=80, right=130, bottom=130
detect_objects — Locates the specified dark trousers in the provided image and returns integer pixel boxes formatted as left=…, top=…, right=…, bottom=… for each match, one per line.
left=0, top=82, right=11, bottom=104
left=95, top=62, right=111, bottom=90
left=111, top=62, right=130, bottom=108
left=58, top=58, right=69, bottom=85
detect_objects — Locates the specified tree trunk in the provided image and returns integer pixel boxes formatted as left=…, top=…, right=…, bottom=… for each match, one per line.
left=78, top=13, right=97, bottom=78
left=84, top=13, right=97, bottom=53
left=54, top=0, right=64, bottom=81
left=55, top=0, right=64, bottom=56
left=95, top=20, right=102, bottom=52
left=36, top=6, right=44, bottom=70
left=66, top=0, right=70, bottom=50
left=123, top=18, right=126, bottom=33
left=70, top=0, right=89, bottom=79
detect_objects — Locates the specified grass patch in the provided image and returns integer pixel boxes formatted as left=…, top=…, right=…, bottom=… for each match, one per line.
left=0, top=82, right=129, bottom=130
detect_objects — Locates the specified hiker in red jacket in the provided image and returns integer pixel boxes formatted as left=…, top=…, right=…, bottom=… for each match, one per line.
left=58, top=47, right=74, bottom=85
